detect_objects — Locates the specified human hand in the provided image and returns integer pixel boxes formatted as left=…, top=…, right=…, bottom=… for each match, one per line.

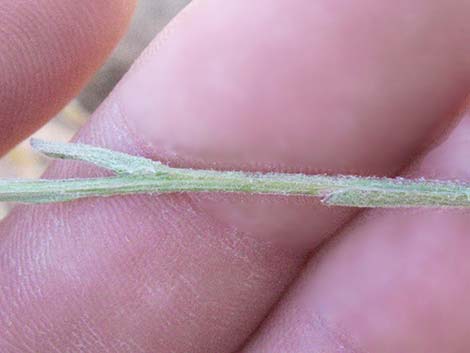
left=1, top=1, right=470, bottom=352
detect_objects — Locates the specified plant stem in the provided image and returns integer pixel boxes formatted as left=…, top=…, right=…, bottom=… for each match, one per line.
left=1, top=139, right=469, bottom=208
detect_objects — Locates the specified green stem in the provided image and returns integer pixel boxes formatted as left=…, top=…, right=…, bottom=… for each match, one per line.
left=1, top=139, right=469, bottom=208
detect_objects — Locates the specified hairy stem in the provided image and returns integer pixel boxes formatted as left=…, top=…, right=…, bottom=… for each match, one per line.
left=0, top=139, right=469, bottom=208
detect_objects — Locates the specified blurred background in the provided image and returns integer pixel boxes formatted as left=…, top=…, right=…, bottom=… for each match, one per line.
left=0, top=0, right=192, bottom=218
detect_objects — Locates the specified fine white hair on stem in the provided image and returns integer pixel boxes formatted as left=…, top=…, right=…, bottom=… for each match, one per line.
left=0, top=139, right=469, bottom=207
left=30, top=138, right=169, bottom=176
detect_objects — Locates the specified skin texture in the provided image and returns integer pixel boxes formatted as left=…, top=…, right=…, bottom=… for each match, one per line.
left=0, top=0, right=470, bottom=352
left=0, top=0, right=136, bottom=155
left=243, top=111, right=470, bottom=353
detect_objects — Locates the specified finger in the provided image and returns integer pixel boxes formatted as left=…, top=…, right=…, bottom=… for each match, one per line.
left=121, top=0, right=469, bottom=248
left=1, top=1, right=470, bottom=353
left=241, top=109, right=470, bottom=353
left=0, top=0, right=136, bottom=155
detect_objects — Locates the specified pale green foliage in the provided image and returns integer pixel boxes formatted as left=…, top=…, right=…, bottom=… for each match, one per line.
left=0, top=139, right=469, bottom=207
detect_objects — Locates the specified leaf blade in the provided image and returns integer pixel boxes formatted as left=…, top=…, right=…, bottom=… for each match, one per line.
left=31, top=139, right=169, bottom=176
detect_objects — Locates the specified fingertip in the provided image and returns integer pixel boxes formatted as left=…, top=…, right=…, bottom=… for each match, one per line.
left=0, top=0, right=137, bottom=155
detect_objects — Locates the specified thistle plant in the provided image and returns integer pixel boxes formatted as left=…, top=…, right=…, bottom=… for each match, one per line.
left=0, top=139, right=469, bottom=207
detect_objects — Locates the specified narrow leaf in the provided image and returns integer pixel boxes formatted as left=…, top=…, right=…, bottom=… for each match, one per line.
left=31, top=139, right=169, bottom=176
